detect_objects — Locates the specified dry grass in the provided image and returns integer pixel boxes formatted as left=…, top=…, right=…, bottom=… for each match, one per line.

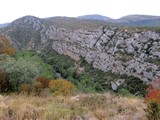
left=0, top=93, right=147, bottom=120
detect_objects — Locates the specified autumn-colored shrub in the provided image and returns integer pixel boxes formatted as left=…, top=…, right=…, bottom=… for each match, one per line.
left=0, top=34, right=16, bottom=55
left=144, top=79, right=160, bottom=120
left=145, top=79, right=160, bottom=103
left=33, top=82, right=44, bottom=95
left=49, top=79, right=76, bottom=96
left=36, top=77, right=50, bottom=88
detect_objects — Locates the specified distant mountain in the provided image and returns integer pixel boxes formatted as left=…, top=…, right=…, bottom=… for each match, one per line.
left=44, top=16, right=111, bottom=30
left=77, top=14, right=112, bottom=21
left=117, top=15, right=160, bottom=22
left=118, top=19, right=160, bottom=27
left=115, top=15, right=160, bottom=27
left=0, top=23, right=9, bottom=28
left=77, top=14, right=160, bottom=27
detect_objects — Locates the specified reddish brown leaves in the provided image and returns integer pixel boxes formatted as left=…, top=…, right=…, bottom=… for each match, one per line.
left=0, top=34, right=15, bottom=55
left=146, top=79, right=160, bottom=104
left=36, top=77, right=50, bottom=88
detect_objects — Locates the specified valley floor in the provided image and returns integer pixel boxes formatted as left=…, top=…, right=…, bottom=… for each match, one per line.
left=0, top=93, right=146, bottom=120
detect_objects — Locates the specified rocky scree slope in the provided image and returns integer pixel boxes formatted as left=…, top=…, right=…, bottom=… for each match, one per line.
left=0, top=16, right=160, bottom=83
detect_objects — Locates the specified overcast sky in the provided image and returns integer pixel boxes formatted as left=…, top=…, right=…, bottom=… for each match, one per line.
left=1, top=0, right=160, bottom=23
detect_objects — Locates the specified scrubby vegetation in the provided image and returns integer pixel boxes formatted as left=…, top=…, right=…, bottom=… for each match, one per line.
left=0, top=33, right=147, bottom=97
left=0, top=50, right=56, bottom=92
left=15, top=51, right=56, bottom=79
left=49, top=79, right=76, bottom=96
left=0, top=34, right=154, bottom=119
left=42, top=50, right=147, bottom=96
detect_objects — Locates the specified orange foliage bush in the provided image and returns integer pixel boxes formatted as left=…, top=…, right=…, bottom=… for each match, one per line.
left=49, top=79, right=76, bottom=96
left=0, top=34, right=15, bottom=55
left=146, top=79, right=160, bottom=103
left=145, top=79, right=160, bottom=120
left=36, top=77, right=50, bottom=88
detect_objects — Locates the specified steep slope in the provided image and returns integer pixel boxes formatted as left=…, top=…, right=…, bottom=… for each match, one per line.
left=0, top=16, right=52, bottom=50
left=0, top=16, right=160, bottom=84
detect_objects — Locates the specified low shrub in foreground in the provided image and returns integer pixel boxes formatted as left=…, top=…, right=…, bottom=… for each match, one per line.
left=33, top=82, right=44, bottom=95
left=20, top=84, right=33, bottom=95
left=36, top=77, right=50, bottom=88
left=144, top=79, right=160, bottom=120
left=49, top=79, right=76, bottom=96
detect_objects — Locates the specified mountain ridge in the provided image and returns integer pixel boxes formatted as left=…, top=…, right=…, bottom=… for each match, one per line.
left=77, top=14, right=160, bottom=27
left=0, top=15, right=160, bottom=86
left=1, top=14, right=160, bottom=27
left=77, top=14, right=112, bottom=21
left=117, top=14, right=160, bottom=22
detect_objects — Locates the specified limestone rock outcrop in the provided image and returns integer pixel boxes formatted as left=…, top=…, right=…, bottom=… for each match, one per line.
left=1, top=16, right=160, bottom=83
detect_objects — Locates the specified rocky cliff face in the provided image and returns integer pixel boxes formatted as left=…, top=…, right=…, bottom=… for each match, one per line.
left=1, top=16, right=160, bottom=83
left=47, top=26, right=160, bottom=83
